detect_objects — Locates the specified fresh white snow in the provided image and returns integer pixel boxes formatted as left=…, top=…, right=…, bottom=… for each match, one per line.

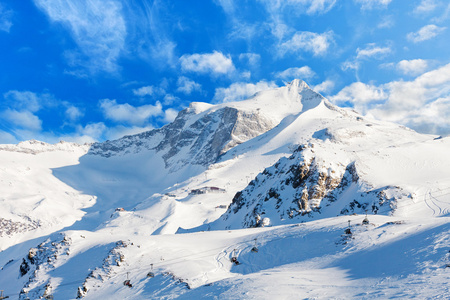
left=1, top=80, right=450, bottom=299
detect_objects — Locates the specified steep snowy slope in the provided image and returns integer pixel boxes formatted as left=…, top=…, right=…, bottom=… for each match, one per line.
left=1, top=80, right=450, bottom=299
left=0, top=140, right=93, bottom=250
left=205, top=113, right=450, bottom=229
left=47, top=80, right=328, bottom=235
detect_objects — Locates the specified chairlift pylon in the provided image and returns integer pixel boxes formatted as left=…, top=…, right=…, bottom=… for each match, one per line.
left=251, top=238, right=258, bottom=253
left=0, top=290, right=9, bottom=300
left=123, top=272, right=133, bottom=288
left=147, top=263, right=155, bottom=278
left=362, top=210, right=369, bottom=225
left=344, top=220, right=352, bottom=235
left=230, top=249, right=240, bottom=265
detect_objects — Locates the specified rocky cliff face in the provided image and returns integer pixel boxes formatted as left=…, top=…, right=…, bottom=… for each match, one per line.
left=215, top=143, right=407, bottom=229
left=88, top=105, right=275, bottom=170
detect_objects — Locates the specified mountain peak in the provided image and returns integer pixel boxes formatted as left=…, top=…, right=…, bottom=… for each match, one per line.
left=286, top=79, right=310, bottom=90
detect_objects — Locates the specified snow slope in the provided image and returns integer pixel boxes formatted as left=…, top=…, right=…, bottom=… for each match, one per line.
left=1, top=80, right=450, bottom=299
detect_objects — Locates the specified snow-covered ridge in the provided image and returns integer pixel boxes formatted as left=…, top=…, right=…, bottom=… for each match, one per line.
left=88, top=80, right=325, bottom=169
left=0, top=139, right=91, bottom=155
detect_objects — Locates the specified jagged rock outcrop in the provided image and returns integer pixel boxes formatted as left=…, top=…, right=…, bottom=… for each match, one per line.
left=215, top=143, right=406, bottom=229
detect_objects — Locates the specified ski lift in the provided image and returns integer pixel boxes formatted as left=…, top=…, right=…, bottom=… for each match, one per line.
left=362, top=211, right=369, bottom=225
left=230, top=249, right=240, bottom=265
left=251, top=238, right=258, bottom=253
left=123, top=272, right=133, bottom=288
left=147, top=264, right=155, bottom=278
left=344, top=220, right=352, bottom=235
left=0, top=290, right=9, bottom=300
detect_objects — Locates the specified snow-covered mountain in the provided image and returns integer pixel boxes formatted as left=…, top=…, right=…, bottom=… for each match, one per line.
left=1, top=80, right=450, bottom=299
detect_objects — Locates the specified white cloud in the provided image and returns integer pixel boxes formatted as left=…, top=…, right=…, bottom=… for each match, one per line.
left=2, top=109, right=43, bottom=131
left=65, top=105, right=83, bottom=122
left=356, top=43, right=391, bottom=60
left=176, top=76, right=202, bottom=95
left=433, top=3, right=450, bottom=23
left=396, top=59, right=429, bottom=76
left=163, top=94, right=179, bottom=106
left=280, top=31, right=334, bottom=56
left=213, top=80, right=278, bottom=103
left=276, top=66, right=315, bottom=80
left=330, top=63, right=450, bottom=135
left=329, top=82, right=387, bottom=113
left=77, top=122, right=107, bottom=141
left=33, top=0, right=126, bottom=73
left=354, top=0, right=392, bottom=9
left=400, top=96, right=450, bottom=135
left=163, top=108, right=179, bottom=123
left=124, top=2, right=177, bottom=67
left=342, top=60, right=360, bottom=72
left=132, top=85, right=165, bottom=97
left=239, top=53, right=261, bottom=67
left=260, top=0, right=337, bottom=15
left=407, top=24, right=446, bottom=43
left=300, top=0, right=337, bottom=14
left=377, top=15, right=394, bottom=29
left=312, top=79, right=335, bottom=94
left=99, top=99, right=163, bottom=125
left=3, top=90, right=56, bottom=112
left=0, top=131, right=17, bottom=144
left=414, top=0, right=438, bottom=14
left=180, top=51, right=235, bottom=75
left=0, top=3, right=13, bottom=33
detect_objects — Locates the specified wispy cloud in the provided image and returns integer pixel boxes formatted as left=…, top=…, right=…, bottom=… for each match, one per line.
left=180, top=51, right=235, bottom=75
left=122, top=0, right=177, bottom=67
left=213, top=80, right=278, bottom=103
left=33, top=0, right=126, bottom=74
left=342, top=43, right=392, bottom=81
left=0, top=3, right=13, bottom=33
left=356, top=43, right=391, bottom=60
left=354, top=0, right=392, bottom=10
left=259, top=0, right=337, bottom=16
left=276, top=66, right=315, bottom=80
left=99, top=99, right=163, bottom=126
left=239, top=53, right=261, bottom=68
left=407, top=24, right=446, bottom=43
left=313, top=79, right=335, bottom=94
left=64, top=105, right=83, bottom=123
left=0, top=130, right=17, bottom=144
left=377, top=15, right=394, bottom=29
left=3, top=90, right=53, bottom=112
left=414, top=0, right=438, bottom=14
left=1, top=109, right=42, bottom=131
left=279, top=31, right=334, bottom=57
left=176, top=77, right=202, bottom=95
left=132, top=85, right=165, bottom=97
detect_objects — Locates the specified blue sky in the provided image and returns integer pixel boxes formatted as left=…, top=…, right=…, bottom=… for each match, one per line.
left=0, top=0, right=449, bottom=143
